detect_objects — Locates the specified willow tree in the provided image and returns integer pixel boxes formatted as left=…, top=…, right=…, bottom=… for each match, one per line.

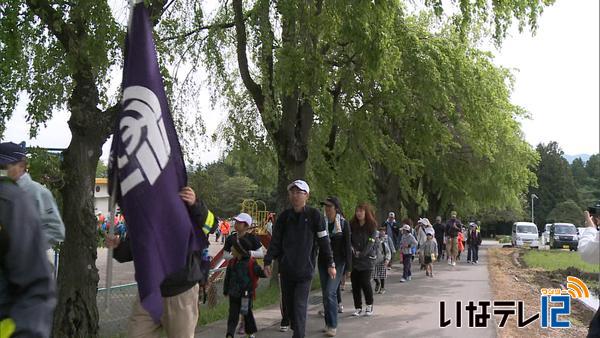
left=0, top=1, right=171, bottom=336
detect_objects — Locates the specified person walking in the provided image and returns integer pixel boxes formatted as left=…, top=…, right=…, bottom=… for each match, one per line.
left=432, top=216, right=446, bottom=261
left=0, top=142, right=65, bottom=249
left=263, top=180, right=335, bottom=338
left=223, top=217, right=267, bottom=338
left=317, top=196, right=351, bottom=337
left=220, top=219, right=231, bottom=244
left=466, top=222, right=482, bottom=264
left=349, top=203, right=378, bottom=317
left=445, top=211, right=462, bottom=266
left=382, top=212, right=398, bottom=266
left=422, top=228, right=437, bottom=277
left=399, top=224, right=417, bottom=283
left=372, top=227, right=391, bottom=294
left=0, top=177, right=57, bottom=338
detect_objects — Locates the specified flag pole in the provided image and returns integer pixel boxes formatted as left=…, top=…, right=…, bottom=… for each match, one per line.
left=104, top=176, right=118, bottom=311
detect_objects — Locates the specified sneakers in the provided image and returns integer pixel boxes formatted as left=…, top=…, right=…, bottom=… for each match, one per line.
left=279, top=325, right=290, bottom=332
left=325, top=327, right=337, bottom=337
left=448, top=260, right=452, bottom=265
left=452, top=262, right=456, bottom=266
left=474, top=260, right=478, bottom=264
left=365, top=305, right=374, bottom=316
left=338, top=304, right=344, bottom=313
left=247, top=335, right=255, bottom=338
left=374, top=284, right=381, bottom=293
left=380, top=288, right=386, bottom=295
left=467, top=260, right=471, bottom=263
left=408, top=276, right=412, bottom=281
left=400, top=278, right=407, bottom=282
left=352, top=308, right=362, bottom=317
left=318, top=309, right=325, bottom=317
left=426, top=271, right=430, bottom=276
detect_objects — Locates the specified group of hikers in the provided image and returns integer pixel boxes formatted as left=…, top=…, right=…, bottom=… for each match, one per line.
left=218, top=180, right=484, bottom=338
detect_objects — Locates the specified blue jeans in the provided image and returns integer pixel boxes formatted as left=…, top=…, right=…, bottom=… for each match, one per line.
left=318, top=261, right=345, bottom=329
left=467, top=245, right=479, bottom=262
left=402, top=253, right=412, bottom=279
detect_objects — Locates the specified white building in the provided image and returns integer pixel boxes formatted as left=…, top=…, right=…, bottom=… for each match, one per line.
left=94, top=178, right=109, bottom=216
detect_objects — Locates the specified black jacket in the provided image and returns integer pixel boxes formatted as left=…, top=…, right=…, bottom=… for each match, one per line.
left=433, top=222, right=446, bottom=241
left=113, top=199, right=217, bottom=297
left=350, top=227, right=377, bottom=272
left=264, top=206, right=334, bottom=281
left=318, top=217, right=352, bottom=272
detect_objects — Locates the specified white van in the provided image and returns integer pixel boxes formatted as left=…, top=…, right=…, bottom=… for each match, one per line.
left=511, top=222, right=540, bottom=248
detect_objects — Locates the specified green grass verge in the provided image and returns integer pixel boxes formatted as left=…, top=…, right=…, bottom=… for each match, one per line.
left=522, top=250, right=600, bottom=274
left=198, top=273, right=322, bottom=327
left=497, top=235, right=511, bottom=244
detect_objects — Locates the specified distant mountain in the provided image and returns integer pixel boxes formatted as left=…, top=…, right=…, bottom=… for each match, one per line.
left=564, top=154, right=591, bottom=164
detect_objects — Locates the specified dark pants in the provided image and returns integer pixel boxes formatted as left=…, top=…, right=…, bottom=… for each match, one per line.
left=403, top=253, right=412, bottom=279
left=336, top=284, right=342, bottom=305
left=227, top=296, right=257, bottom=336
left=467, top=245, right=479, bottom=262
left=374, top=279, right=385, bottom=289
left=351, top=269, right=373, bottom=309
left=436, top=237, right=444, bottom=258
left=280, top=276, right=312, bottom=338
left=279, top=274, right=290, bottom=327
left=588, top=307, right=600, bottom=338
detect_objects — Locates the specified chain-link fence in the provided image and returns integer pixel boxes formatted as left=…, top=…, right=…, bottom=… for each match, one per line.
left=96, top=267, right=273, bottom=337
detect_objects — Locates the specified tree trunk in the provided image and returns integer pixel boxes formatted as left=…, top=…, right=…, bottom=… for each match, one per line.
left=373, top=163, right=401, bottom=224
left=273, top=98, right=313, bottom=212
left=53, top=79, right=112, bottom=337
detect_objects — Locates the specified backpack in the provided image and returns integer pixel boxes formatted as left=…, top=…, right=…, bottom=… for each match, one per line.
left=374, top=238, right=385, bottom=264
left=225, top=257, right=260, bottom=299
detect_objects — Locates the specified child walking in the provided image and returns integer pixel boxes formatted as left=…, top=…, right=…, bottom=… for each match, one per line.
left=372, top=227, right=391, bottom=294
left=223, top=213, right=266, bottom=338
left=399, top=224, right=417, bottom=282
left=422, top=229, right=438, bottom=277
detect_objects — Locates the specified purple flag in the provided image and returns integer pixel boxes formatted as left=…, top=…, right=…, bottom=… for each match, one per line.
left=108, top=2, right=203, bottom=322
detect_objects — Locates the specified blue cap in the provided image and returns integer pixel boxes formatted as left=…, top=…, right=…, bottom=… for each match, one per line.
left=0, top=142, right=27, bottom=165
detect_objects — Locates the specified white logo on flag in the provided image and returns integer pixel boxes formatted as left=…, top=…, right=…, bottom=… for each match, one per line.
left=118, top=86, right=171, bottom=196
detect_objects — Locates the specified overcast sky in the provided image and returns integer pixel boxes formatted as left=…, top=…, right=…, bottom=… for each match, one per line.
left=4, top=0, right=599, bottom=163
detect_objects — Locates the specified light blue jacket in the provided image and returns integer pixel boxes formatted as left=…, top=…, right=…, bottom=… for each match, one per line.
left=17, top=173, right=65, bottom=248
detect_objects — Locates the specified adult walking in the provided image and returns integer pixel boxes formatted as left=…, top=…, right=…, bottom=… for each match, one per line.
left=382, top=212, right=398, bottom=267
left=263, top=180, right=335, bottom=338
left=432, top=216, right=446, bottom=260
left=349, top=203, right=378, bottom=317
left=445, top=211, right=462, bottom=266
left=466, top=222, right=482, bottom=264
left=0, top=142, right=65, bottom=249
left=318, top=196, right=351, bottom=337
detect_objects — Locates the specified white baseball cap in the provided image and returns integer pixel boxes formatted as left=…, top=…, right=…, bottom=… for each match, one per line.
left=287, top=179, right=310, bottom=193
left=402, top=224, right=411, bottom=231
left=388, top=212, right=395, bottom=218
left=234, top=213, right=253, bottom=226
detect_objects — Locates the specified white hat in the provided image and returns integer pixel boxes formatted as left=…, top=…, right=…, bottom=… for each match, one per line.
left=402, top=224, right=411, bottom=231
left=418, top=218, right=432, bottom=227
left=425, top=228, right=435, bottom=236
left=470, top=222, right=477, bottom=227
left=234, top=213, right=253, bottom=226
left=287, top=179, right=310, bottom=193
left=388, top=212, right=395, bottom=218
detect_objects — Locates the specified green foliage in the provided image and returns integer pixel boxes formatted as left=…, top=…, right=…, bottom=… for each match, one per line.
left=96, top=161, right=108, bottom=178
left=530, top=142, right=579, bottom=225
left=27, top=148, right=64, bottom=207
left=523, top=250, right=600, bottom=274
left=0, top=1, right=122, bottom=137
left=188, top=160, right=261, bottom=217
left=546, top=200, right=585, bottom=225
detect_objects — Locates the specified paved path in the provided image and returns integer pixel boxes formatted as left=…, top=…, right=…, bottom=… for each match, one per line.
left=195, top=241, right=500, bottom=337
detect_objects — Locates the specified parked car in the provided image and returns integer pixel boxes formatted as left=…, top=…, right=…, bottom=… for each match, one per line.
left=549, top=223, right=578, bottom=251
left=541, top=223, right=552, bottom=245
left=511, top=222, right=540, bottom=248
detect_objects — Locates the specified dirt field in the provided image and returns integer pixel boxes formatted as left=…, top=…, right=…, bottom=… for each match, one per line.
left=488, top=247, right=592, bottom=338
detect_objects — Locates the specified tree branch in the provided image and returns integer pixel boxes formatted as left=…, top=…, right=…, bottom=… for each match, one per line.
left=233, top=0, right=268, bottom=125
left=161, top=21, right=236, bottom=42
left=26, top=0, right=75, bottom=51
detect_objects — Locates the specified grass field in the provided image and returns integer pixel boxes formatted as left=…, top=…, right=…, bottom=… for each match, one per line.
left=522, top=250, right=600, bottom=274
